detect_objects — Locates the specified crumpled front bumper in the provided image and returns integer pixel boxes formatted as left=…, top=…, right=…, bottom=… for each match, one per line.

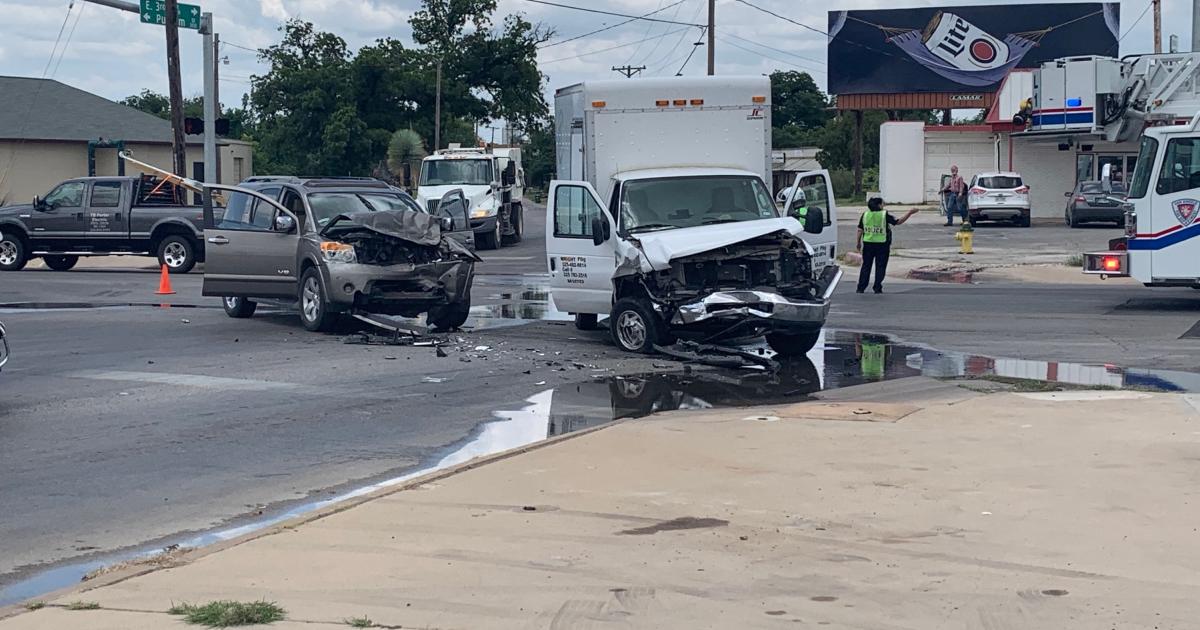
left=670, top=266, right=842, bottom=327
left=324, top=260, right=475, bottom=314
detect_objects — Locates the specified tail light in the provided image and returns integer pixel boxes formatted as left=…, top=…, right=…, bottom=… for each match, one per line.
left=1102, top=255, right=1122, bottom=272
left=969, top=187, right=986, bottom=195
left=1015, top=185, right=1030, bottom=194
left=1074, top=196, right=1086, bottom=203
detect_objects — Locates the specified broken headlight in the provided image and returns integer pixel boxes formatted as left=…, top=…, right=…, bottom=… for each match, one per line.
left=320, top=241, right=357, bottom=264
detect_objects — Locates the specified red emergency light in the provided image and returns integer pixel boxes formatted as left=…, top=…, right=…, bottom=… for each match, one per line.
left=1102, top=256, right=1122, bottom=272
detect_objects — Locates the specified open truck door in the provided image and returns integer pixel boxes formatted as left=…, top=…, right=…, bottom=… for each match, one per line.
left=545, top=180, right=618, bottom=316
left=783, top=169, right=838, bottom=270
left=436, top=189, right=475, bottom=251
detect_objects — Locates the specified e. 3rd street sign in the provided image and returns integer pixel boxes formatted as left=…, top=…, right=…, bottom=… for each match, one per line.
left=139, top=0, right=202, bottom=30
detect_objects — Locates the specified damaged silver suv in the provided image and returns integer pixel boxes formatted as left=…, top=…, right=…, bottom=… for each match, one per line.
left=200, top=177, right=479, bottom=332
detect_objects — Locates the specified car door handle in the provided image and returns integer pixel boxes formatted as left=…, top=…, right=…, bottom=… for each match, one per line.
left=207, top=236, right=230, bottom=245
left=549, top=257, right=557, bottom=271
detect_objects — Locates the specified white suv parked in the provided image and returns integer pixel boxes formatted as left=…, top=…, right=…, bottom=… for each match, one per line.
left=968, top=171, right=1031, bottom=227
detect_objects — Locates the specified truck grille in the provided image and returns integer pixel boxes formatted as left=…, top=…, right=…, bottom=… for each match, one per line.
left=426, top=200, right=440, bottom=214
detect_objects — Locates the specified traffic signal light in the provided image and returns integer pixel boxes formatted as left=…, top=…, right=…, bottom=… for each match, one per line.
left=183, top=117, right=203, bottom=135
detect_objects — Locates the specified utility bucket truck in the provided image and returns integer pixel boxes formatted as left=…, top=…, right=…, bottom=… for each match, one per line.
left=546, top=76, right=841, bottom=356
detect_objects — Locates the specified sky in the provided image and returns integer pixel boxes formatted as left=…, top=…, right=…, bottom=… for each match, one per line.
left=0, top=0, right=1180, bottom=111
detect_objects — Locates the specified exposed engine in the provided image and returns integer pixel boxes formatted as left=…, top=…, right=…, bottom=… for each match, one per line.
left=641, top=232, right=820, bottom=304
left=331, top=229, right=444, bottom=266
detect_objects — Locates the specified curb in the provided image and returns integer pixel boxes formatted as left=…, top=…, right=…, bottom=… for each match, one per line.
left=0, top=418, right=622, bottom=621
left=906, top=268, right=974, bottom=283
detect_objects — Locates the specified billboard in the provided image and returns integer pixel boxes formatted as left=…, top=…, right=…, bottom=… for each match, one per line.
left=828, top=3, right=1120, bottom=95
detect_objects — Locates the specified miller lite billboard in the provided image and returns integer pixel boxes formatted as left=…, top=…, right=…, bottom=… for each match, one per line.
left=828, top=3, right=1119, bottom=95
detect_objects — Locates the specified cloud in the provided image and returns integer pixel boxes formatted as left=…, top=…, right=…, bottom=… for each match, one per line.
left=261, top=0, right=288, bottom=20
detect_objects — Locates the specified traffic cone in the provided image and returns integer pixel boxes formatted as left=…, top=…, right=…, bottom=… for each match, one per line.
left=155, top=264, right=176, bottom=295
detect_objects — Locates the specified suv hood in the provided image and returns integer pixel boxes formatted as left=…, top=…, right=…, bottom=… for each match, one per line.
left=320, top=209, right=481, bottom=261
left=627, top=217, right=805, bottom=271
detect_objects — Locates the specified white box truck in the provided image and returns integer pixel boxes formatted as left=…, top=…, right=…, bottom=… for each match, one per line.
left=546, top=76, right=841, bottom=356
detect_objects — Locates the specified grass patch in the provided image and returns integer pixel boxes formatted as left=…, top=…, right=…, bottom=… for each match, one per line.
left=168, top=600, right=286, bottom=627
left=66, top=601, right=101, bottom=610
left=24, top=602, right=45, bottom=611
left=345, top=617, right=375, bottom=628
left=1065, top=253, right=1084, bottom=267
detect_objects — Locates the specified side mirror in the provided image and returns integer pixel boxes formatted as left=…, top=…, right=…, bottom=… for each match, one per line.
left=32, top=196, right=45, bottom=211
left=274, top=214, right=296, bottom=233
left=1101, top=163, right=1113, bottom=193
left=591, top=216, right=610, bottom=246
left=803, top=207, right=825, bottom=234
left=1064, top=191, right=1073, bottom=197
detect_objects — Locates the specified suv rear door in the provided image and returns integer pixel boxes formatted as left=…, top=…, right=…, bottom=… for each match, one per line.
left=202, top=187, right=300, bottom=299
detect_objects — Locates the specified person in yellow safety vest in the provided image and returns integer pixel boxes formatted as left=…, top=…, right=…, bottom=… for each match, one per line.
left=788, top=188, right=808, bottom=228
left=856, top=197, right=918, bottom=294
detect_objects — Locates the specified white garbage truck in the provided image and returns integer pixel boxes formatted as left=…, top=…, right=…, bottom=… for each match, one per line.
left=416, top=146, right=524, bottom=250
left=546, top=76, right=841, bottom=355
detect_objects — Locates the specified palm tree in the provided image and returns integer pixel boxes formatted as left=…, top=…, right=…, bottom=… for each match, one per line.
left=387, top=129, right=427, bottom=191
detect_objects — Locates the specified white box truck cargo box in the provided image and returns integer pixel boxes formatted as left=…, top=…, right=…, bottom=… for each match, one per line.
left=553, top=76, right=772, bottom=205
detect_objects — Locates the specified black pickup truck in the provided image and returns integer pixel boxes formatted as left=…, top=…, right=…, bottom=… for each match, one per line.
left=0, top=175, right=206, bottom=273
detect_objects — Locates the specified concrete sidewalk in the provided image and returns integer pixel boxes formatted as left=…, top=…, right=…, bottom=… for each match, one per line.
left=3, top=380, right=1198, bottom=629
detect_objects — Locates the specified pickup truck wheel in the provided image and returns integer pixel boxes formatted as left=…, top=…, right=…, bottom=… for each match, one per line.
left=428, top=298, right=471, bottom=331
left=299, top=269, right=338, bottom=332
left=766, top=330, right=821, bottom=357
left=610, top=298, right=667, bottom=354
left=222, top=296, right=257, bottom=318
left=574, top=313, right=599, bottom=331
left=502, top=205, right=523, bottom=245
left=42, top=255, right=79, bottom=271
left=158, top=235, right=197, bottom=274
left=0, top=233, right=27, bottom=271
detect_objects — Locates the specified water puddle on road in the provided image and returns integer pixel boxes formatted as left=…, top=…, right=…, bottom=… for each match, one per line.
left=4, top=330, right=1199, bottom=606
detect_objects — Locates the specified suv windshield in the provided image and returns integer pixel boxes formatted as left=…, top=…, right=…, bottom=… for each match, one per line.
left=1081, top=182, right=1126, bottom=194
left=620, top=176, right=778, bottom=232
left=979, top=176, right=1023, bottom=189
left=420, top=159, right=493, bottom=186
left=308, top=192, right=414, bottom=228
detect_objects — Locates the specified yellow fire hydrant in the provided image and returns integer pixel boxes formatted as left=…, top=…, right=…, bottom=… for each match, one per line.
left=954, top=226, right=975, bottom=254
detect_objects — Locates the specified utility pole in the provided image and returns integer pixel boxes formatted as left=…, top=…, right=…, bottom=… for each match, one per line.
left=212, top=32, right=222, bottom=183
left=200, top=12, right=216, bottom=187
left=1153, top=0, right=1162, bottom=53
left=1193, top=0, right=1200, bottom=53
left=706, top=0, right=715, bottom=75
left=434, top=59, right=443, bottom=152
left=165, top=0, right=187, bottom=177
left=612, top=65, right=646, bottom=78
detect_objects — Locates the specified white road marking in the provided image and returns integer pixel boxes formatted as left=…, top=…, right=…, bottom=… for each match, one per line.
left=71, top=370, right=302, bottom=391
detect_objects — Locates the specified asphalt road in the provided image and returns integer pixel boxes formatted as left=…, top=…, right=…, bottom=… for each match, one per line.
left=2, top=201, right=1199, bottom=599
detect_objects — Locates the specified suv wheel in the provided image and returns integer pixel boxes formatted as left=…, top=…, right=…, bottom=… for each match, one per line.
left=610, top=298, right=667, bottom=353
left=766, top=330, right=821, bottom=356
left=299, top=268, right=338, bottom=332
left=42, top=255, right=78, bottom=271
left=223, top=296, right=257, bottom=318
left=428, top=297, right=471, bottom=331
left=0, top=233, right=28, bottom=271
left=158, top=235, right=197, bottom=273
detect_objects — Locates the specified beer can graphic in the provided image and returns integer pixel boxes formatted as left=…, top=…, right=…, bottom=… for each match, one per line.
left=921, top=11, right=1010, bottom=71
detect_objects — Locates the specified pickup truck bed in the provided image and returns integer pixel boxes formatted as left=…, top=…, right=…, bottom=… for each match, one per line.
left=0, top=175, right=206, bottom=273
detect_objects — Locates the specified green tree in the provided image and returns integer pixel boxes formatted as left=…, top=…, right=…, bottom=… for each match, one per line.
left=387, top=129, right=427, bottom=187
left=521, top=116, right=554, bottom=189
left=770, top=70, right=830, bottom=149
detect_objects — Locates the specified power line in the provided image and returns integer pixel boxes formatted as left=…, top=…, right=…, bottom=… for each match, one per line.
left=541, top=27, right=692, bottom=64
left=1117, top=0, right=1154, bottom=44
left=650, top=0, right=707, bottom=75
left=717, top=35, right=821, bottom=73
left=723, top=31, right=825, bottom=67
left=624, top=0, right=667, bottom=62
left=633, top=0, right=689, bottom=66
left=522, top=0, right=704, bottom=27
left=732, top=0, right=826, bottom=37
left=539, top=0, right=687, bottom=49
left=221, top=40, right=260, bottom=54
left=675, top=28, right=707, bottom=76
left=52, top=2, right=87, bottom=77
